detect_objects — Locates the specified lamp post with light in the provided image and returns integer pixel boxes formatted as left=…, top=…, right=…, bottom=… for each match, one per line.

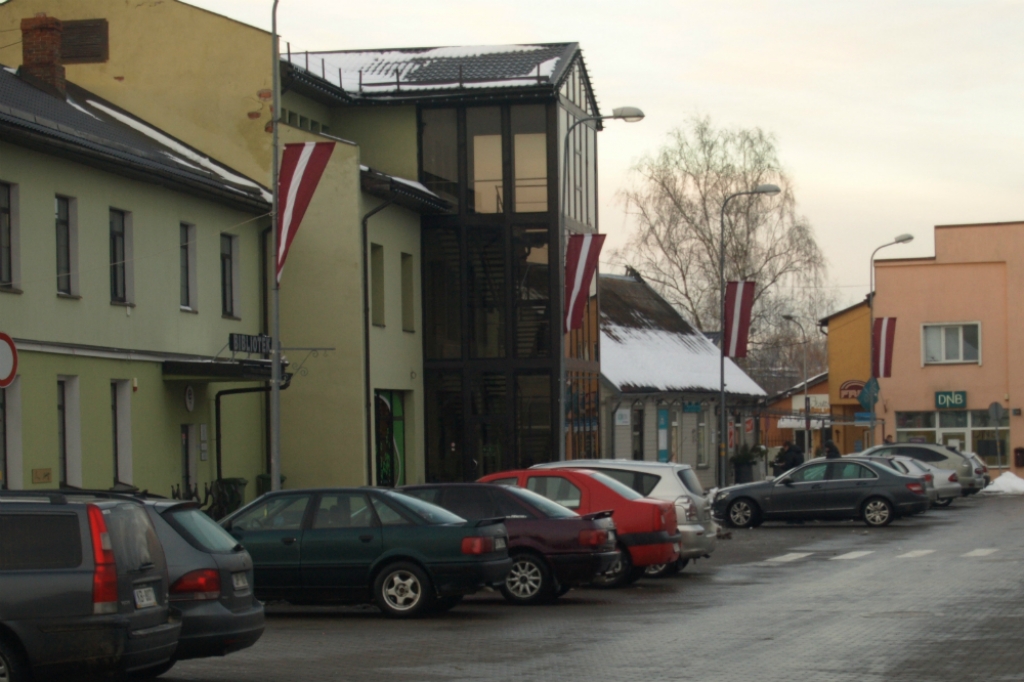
left=783, top=314, right=811, bottom=452
left=558, top=107, right=644, bottom=460
left=717, top=184, right=780, bottom=487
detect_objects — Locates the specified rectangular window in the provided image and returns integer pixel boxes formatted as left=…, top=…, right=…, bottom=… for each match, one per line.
left=420, top=108, right=458, bottom=208
left=511, top=104, right=548, bottom=213
left=0, top=514, right=83, bottom=570
left=401, top=252, right=414, bottom=332
left=56, top=197, right=71, bottom=294
left=371, top=243, right=384, bottom=327
left=468, top=228, right=506, bottom=358
left=516, top=374, right=552, bottom=469
left=424, top=372, right=464, bottom=482
left=423, top=228, right=461, bottom=359
left=1, top=183, right=12, bottom=287
left=220, top=234, right=238, bottom=317
left=111, top=380, right=132, bottom=485
left=513, top=226, right=550, bottom=358
left=180, top=223, right=197, bottom=310
left=110, top=209, right=127, bottom=302
left=111, top=383, right=119, bottom=485
left=57, top=380, right=67, bottom=485
left=923, top=323, right=980, bottom=364
left=467, top=107, right=503, bottom=214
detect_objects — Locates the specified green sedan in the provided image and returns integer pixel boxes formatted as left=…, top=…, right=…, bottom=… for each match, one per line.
left=220, top=488, right=511, bottom=618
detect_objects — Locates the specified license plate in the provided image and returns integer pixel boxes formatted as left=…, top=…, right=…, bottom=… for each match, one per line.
left=494, top=537, right=507, bottom=551
left=607, top=531, right=616, bottom=543
left=134, top=585, right=157, bottom=609
left=232, top=572, right=249, bottom=591
left=673, top=543, right=681, bottom=552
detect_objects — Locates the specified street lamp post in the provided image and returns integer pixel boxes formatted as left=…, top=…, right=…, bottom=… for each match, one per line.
left=717, top=184, right=780, bottom=488
left=558, top=107, right=644, bottom=461
left=783, top=315, right=810, bottom=453
left=868, top=233, right=913, bottom=446
left=269, top=0, right=282, bottom=491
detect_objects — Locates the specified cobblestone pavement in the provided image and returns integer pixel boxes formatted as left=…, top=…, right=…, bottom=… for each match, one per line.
left=170, top=494, right=1024, bottom=682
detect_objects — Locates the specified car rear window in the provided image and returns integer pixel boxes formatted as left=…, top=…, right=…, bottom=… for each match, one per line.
left=165, top=507, right=240, bottom=553
left=0, top=513, right=82, bottom=570
left=505, top=486, right=578, bottom=519
left=384, top=491, right=466, bottom=525
left=105, top=503, right=160, bottom=573
left=677, top=469, right=704, bottom=495
left=526, top=476, right=583, bottom=509
left=585, top=472, right=644, bottom=500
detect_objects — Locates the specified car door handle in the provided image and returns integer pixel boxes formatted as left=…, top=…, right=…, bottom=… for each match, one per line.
left=359, top=534, right=374, bottom=543
left=811, top=484, right=822, bottom=489
left=281, top=537, right=297, bottom=545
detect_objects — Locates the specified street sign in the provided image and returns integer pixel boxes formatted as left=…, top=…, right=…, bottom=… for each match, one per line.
left=988, top=401, right=1005, bottom=422
left=935, top=391, right=966, bottom=409
left=854, top=411, right=874, bottom=425
left=229, top=333, right=272, bottom=355
left=0, top=333, right=17, bottom=388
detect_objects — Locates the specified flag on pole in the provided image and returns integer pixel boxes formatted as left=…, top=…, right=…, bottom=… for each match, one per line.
left=723, top=281, right=756, bottom=358
left=276, top=142, right=335, bottom=282
left=873, top=317, right=897, bottom=378
left=564, top=233, right=606, bottom=333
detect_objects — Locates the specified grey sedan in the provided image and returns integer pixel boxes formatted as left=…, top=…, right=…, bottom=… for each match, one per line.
left=712, top=458, right=931, bottom=528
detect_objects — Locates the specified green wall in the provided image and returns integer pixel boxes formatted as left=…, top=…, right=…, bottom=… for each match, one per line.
left=331, top=106, right=419, bottom=181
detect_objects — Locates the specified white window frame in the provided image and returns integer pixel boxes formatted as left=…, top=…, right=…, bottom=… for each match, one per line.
left=220, top=233, right=240, bottom=318
left=57, top=375, right=82, bottom=487
left=55, top=195, right=81, bottom=297
left=921, top=322, right=981, bottom=366
left=109, top=208, right=135, bottom=305
left=1, top=181, right=21, bottom=291
left=180, top=223, right=198, bottom=312
left=112, top=380, right=133, bottom=485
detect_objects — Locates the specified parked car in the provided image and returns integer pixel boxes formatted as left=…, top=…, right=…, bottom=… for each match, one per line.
left=860, top=443, right=981, bottom=495
left=967, top=453, right=991, bottom=488
left=398, top=483, right=619, bottom=604
left=219, top=488, right=511, bottom=618
left=478, top=469, right=680, bottom=587
left=712, top=458, right=930, bottom=528
left=858, top=454, right=961, bottom=508
left=531, top=459, right=716, bottom=577
left=139, top=499, right=264, bottom=674
left=0, top=491, right=180, bottom=682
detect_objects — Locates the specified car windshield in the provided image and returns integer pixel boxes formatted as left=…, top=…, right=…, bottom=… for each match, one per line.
left=166, top=506, right=241, bottom=553
left=506, top=486, right=579, bottom=519
left=678, top=469, right=704, bottom=495
left=383, top=491, right=466, bottom=525
left=586, top=471, right=644, bottom=500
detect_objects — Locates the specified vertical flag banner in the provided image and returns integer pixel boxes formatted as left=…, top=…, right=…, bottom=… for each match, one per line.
left=564, top=233, right=606, bottom=333
left=873, top=317, right=897, bottom=378
left=276, top=142, right=335, bottom=282
left=724, top=281, right=756, bottom=358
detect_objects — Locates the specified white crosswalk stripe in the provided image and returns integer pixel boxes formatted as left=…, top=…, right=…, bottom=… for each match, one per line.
left=962, top=548, right=999, bottom=557
left=897, top=550, right=936, bottom=558
left=766, top=552, right=813, bottom=563
left=831, top=551, right=873, bottom=561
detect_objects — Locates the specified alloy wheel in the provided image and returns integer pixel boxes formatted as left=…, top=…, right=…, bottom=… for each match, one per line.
left=729, top=500, right=753, bottom=527
left=381, top=569, right=422, bottom=611
left=864, top=500, right=891, bottom=526
left=506, top=558, right=543, bottom=599
left=645, top=563, right=668, bottom=577
left=0, top=655, right=7, bottom=682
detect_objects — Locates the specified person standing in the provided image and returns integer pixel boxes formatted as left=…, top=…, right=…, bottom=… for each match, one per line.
left=824, top=439, right=841, bottom=459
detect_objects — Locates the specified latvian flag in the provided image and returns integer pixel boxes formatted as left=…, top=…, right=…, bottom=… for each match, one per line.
left=873, top=317, right=897, bottom=378
left=724, top=281, right=756, bottom=358
left=564, top=233, right=606, bottom=333
left=276, top=142, right=335, bottom=282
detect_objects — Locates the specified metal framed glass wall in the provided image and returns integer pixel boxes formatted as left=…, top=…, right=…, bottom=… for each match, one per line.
left=374, top=390, right=406, bottom=487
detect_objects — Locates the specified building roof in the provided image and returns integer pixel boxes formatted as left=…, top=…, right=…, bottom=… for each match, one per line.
left=768, top=371, right=829, bottom=404
left=360, top=165, right=452, bottom=214
left=599, top=273, right=766, bottom=398
left=0, top=65, right=270, bottom=213
left=819, top=296, right=870, bottom=326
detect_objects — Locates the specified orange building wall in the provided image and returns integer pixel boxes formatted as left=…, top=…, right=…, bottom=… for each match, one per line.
left=824, top=302, right=874, bottom=453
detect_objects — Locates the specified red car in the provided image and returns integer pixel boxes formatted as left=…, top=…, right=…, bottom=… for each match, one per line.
left=478, top=469, right=680, bottom=587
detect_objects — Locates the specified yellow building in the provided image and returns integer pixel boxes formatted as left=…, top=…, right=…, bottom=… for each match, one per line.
left=819, top=298, right=874, bottom=453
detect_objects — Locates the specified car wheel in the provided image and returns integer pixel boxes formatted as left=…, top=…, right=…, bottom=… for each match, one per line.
left=555, top=584, right=572, bottom=597
left=501, top=553, right=554, bottom=605
left=933, top=497, right=953, bottom=508
left=374, top=562, right=435, bottom=618
left=862, top=497, right=894, bottom=527
left=0, top=635, right=30, bottom=682
left=590, top=546, right=634, bottom=589
left=726, top=498, right=760, bottom=528
left=431, top=595, right=463, bottom=613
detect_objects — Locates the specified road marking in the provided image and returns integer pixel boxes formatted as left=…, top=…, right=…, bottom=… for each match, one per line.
left=962, top=549, right=999, bottom=557
left=897, top=550, right=935, bottom=558
left=766, top=552, right=813, bottom=563
left=831, top=551, right=874, bottom=561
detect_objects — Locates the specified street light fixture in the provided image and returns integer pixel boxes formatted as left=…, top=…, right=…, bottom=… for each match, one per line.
left=868, top=233, right=914, bottom=445
left=558, top=106, right=644, bottom=460
left=717, top=183, right=781, bottom=487
left=782, top=314, right=811, bottom=453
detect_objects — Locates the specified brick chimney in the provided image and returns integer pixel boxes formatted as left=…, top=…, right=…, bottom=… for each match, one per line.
left=21, top=13, right=65, bottom=96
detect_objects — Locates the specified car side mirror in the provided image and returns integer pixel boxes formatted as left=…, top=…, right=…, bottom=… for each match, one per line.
left=781, top=478, right=794, bottom=486
left=766, top=476, right=775, bottom=483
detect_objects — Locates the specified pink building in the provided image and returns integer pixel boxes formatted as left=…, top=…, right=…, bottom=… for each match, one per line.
left=874, top=221, right=1022, bottom=478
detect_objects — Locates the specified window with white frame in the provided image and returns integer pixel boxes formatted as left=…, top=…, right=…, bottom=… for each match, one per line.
left=55, top=196, right=79, bottom=296
left=180, top=223, right=197, bottom=310
left=56, top=376, right=81, bottom=487
left=220, top=234, right=239, bottom=317
left=109, top=209, right=133, bottom=304
left=1, top=181, right=18, bottom=290
left=923, top=323, right=980, bottom=364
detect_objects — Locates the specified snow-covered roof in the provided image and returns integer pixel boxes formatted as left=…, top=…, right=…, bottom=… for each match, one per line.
left=359, top=165, right=452, bottom=214
left=773, top=371, right=829, bottom=400
left=600, top=273, right=766, bottom=397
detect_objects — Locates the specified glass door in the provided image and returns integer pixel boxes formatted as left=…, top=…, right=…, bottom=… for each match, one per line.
left=938, top=431, right=967, bottom=452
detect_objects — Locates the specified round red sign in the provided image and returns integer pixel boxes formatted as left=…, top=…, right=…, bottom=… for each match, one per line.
left=0, top=333, right=17, bottom=388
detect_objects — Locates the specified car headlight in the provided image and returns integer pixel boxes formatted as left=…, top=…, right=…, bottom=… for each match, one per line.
left=714, top=490, right=729, bottom=503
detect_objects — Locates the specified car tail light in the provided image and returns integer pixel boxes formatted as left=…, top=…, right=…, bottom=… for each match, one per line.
left=652, top=506, right=667, bottom=531
left=923, top=474, right=934, bottom=483
left=906, top=482, right=925, bottom=495
left=171, top=569, right=222, bottom=601
left=87, top=504, right=118, bottom=615
left=949, top=473, right=959, bottom=483
left=461, top=536, right=496, bottom=555
left=578, top=529, right=609, bottom=547
left=974, top=467, right=985, bottom=475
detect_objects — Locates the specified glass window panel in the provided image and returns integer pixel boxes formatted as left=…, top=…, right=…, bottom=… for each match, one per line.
left=231, top=495, right=310, bottom=531
left=467, top=107, right=503, bottom=214
left=970, top=410, right=1008, bottom=428
left=924, top=327, right=942, bottom=363
left=938, top=410, right=967, bottom=428
left=369, top=497, right=411, bottom=526
left=973, top=430, right=1009, bottom=467
left=420, top=108, right=458, bottom=209
left=896, top=412, right=936, bottom=429
left=896, top=431, right=937, bottom=444
left=313, top=493, right=374, bottom=529
left=110, top=210, right=126, bottom=302
left=944, top=326, right=960, bottom=361
left=468, top=228, right=506, bottom=358
left=56, top=197, right=70, bottom=294
left=516, top=374, right=552, bottom=469
left=513, top=226, right=550, bottom=358
left=220, top=234, right=233, bottom=315
left=963, top=324, right=979, bottom=361
left=789, top=463, right=828, bottom=482
left=526, top=476, right=581, bottom=510
left=511, top=105, right=548, bottom=213
left=423, top=228, right=461, bottom=359
left=471, top=373, right=506, bottom=417
left=180, top=224, right=190, bottom=307
left=0, top=183, right=10, bottom=286
left=425, top=372, right=464, bottom=482
left=475, top=421, right=507, bottom=478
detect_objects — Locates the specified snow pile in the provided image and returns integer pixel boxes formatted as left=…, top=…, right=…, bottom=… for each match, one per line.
left=980, top=471, right=1024, bottom=495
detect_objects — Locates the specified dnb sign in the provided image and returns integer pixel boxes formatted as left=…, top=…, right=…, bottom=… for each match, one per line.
left=935, top=391, right=967, bottom=409
left=0, top=333, right=17, bottom=388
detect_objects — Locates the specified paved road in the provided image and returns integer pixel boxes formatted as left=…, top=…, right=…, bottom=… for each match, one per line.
left=171, top=494, right=1024, bottom=682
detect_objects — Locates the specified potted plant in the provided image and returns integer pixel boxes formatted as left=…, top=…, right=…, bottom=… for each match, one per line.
left=731, top=443, right=766, bottom=484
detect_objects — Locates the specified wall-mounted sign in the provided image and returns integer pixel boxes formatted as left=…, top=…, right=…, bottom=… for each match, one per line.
left=229, top=333, right=272, bottom=355
left=744, top=418, right=754, bottom=434
left=791, top=394, right=830, bottom=414
left=614, top=409, right=630, bottom=426
left=184, top=385, right=195, bottom=413
left=935, top=391, right=966, bottom=409
left=839, top=379, right=866, bottom=400
left=0, top=332, right=18, bottom=388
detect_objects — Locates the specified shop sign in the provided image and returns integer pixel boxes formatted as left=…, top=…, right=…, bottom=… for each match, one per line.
left=744, top=418, right=754, bottom=434
left=935, top=391, right=966, bottom=409
left=791, top=394, right=829, bottom=414
left=839, top=379, right=866, bottom=400
left=614, top=409, right=630, bottom=426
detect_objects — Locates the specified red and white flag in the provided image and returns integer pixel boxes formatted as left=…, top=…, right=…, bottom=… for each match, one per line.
left=723, top=281, right=756, bottom=358
left=873, top=317, right=897, bottom=378
left=276, top=142, right=335, bottom=282
left=564, top=233, right=605, bottom=333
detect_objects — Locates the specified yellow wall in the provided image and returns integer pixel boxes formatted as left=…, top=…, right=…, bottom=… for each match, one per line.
left=332, top=107, right=419, bottom=180
left=824, top=301, right=873, bottom=452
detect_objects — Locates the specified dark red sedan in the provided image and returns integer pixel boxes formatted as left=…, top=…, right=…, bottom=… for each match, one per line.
left=399, top=483, right=619, bottom=604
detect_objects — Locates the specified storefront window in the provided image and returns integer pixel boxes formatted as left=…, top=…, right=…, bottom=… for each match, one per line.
left=895, top=410, right=1009, bottom=466
left=467, top=108, right=503, bottom=214
left=938, top=411, right=967, bottom=428
left=896, top=412, right=935, bottom=429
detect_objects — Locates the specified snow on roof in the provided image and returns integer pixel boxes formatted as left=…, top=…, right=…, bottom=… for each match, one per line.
left=600, top=273, right=765, bottom=397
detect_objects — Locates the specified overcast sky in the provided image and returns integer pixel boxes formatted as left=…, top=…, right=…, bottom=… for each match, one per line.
left=197, top=1, right=1022, bottom=307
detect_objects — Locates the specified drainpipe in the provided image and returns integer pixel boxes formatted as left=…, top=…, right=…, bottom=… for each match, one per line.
left=215, top=375, right=290, bottom=481
left=361, top=199, right=396, bottom=486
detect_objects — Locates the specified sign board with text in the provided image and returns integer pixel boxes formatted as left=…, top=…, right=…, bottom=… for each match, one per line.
left=229, top=333, right=272, bottom=355
left=935, top=391, right=967, bottom=409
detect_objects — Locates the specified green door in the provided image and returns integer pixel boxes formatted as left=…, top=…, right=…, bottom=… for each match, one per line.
left=227, top=493, right=312, bottom=595
left=301, top=492, right=383, bottom=594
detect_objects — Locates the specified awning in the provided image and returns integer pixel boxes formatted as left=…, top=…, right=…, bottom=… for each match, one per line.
left=162, top=359, right=274, bottom=382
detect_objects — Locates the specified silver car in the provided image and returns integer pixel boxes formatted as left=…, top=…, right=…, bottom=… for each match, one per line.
left=902, top=459, right=962, bottom=506
left=531, top=460, right=717, bottom=575
left=861, top=444, right=980, bottom=495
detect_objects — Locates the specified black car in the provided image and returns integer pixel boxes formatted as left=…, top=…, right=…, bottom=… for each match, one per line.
left=712, top=458, right=930, bottom=528
left=399, top=483, right=619, bottom=604
left=0, top=491, right=180, bottom=682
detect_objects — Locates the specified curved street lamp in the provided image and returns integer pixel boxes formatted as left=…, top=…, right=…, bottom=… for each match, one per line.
left=717, top=184, right=781, bottom=487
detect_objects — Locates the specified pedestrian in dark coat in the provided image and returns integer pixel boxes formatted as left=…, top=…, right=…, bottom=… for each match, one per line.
left=824, top=439, right=841, bottom=459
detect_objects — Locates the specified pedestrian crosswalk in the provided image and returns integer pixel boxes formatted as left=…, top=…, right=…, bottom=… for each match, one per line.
left=765, top=552, right=814, bottom=563
left=762, top=548, right=1000, bottom=564
left=831, top=551, right=873, bottom=561
left=897, top=550, right=935, bottom=558
left=961, top=548, right=998, bottom=557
